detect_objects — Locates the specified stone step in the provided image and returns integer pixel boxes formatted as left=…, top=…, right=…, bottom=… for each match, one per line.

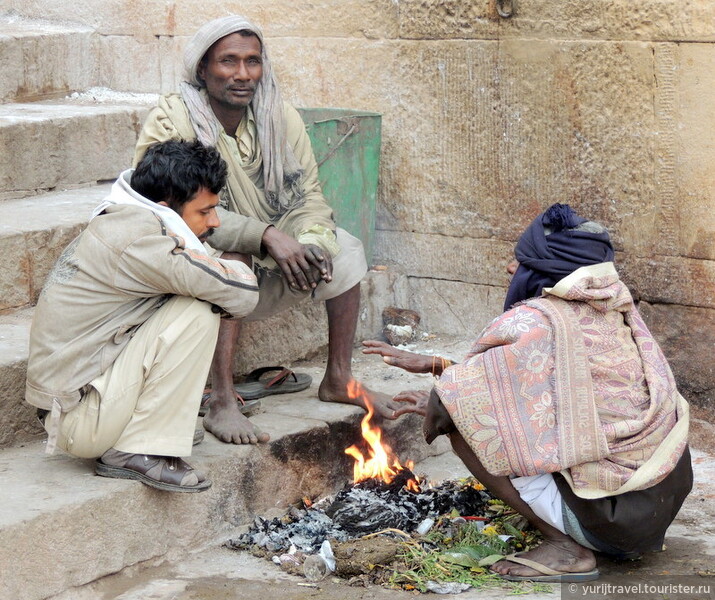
left=0, top=14, right=98, bottom=103
left=0, top=307, right=39, bottom=449
left=0, top=183, right=111, bottom=312
left=0, top=99, right=150, bottom=199
left=0, top=348, right=450, bottom=600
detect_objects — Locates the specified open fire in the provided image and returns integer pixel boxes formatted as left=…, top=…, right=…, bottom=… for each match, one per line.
left=231, top=380, right=492, bottom=558
left=343, top=380, right=420, bottom=493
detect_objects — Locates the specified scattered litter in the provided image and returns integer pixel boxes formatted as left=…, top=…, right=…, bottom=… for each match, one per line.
left=227, top=476, right=546, bottom=593
left=384, top=323, right=413, bottom=345
left=319, top=540, right=336, bottom=572
left=382, top=307, right=420, bottom=344
left=303, top=554, right=329, bottom=581
left=425, top=580, right=472, bottom=594
left=416, top=517, right=435, bottom=535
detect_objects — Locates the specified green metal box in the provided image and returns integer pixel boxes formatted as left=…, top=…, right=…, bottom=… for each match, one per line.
left=297, top=108, right=381, bottom=264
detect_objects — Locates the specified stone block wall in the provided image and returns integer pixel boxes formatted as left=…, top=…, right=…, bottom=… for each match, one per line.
left=5, top=0, right=712, bottom=407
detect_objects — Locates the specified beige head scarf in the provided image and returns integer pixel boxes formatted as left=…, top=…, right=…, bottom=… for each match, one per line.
left=181, top=15, right=304, bottom=212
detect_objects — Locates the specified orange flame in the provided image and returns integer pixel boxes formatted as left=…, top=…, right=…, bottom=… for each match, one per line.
left=344, top=380, right=420, bottom=493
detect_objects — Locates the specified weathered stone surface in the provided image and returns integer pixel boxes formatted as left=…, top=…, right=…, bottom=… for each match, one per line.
left=0, top=418, right=345, bottom=600
left=671, top=43, right=715, bottom=261
left=639, top=302, right=715, bottom=409
left=2, top=0, right=400, bottom=38
left=0, top=185, right=109, bottom=310
left=0, top=309, right=40, bottom=448
left=374, top=230, right=514, bottom=287
left=406, top=278, right=505, bottom=340
left=397, top=0, right=715, bottom=42
left=97, top=35, right=185, bottom=94
left=619, top=255, right=715, bottom=310
left=0, top=340, right=445, bottom=600
left=0, top=15, right=97, bottom=102
left=373, top=40, right=659, bottom=249
left=0, top=102, right=147, bottom=195
left=0, top=232, right=30, bottom=311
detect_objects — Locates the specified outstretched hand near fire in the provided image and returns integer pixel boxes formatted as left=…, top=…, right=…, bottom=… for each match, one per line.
left=361, top=340, right=432, bottom=373
left=392, top=390, right=430, bottom=417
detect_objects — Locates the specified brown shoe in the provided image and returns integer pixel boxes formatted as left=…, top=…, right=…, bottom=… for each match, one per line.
left=96, top=449, right=211, bottom=493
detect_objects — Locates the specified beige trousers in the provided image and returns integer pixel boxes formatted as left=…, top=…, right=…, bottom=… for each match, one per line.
left=247, top=227, right=368, bottom=321
left=54, top=296, right=219, bottom=459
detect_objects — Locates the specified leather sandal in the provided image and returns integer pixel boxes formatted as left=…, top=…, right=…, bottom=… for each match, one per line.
left=96, top=452, right=211, bottom=493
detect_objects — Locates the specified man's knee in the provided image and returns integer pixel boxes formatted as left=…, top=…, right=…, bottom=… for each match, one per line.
left=156, top=296, right=220, bottom=349
left=313, top=229, right=367, bottom=302
left=423, top=388, right=457, bottom=444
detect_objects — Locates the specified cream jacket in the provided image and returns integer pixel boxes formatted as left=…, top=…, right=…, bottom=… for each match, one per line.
left=26, top=203, right=259, bottom=413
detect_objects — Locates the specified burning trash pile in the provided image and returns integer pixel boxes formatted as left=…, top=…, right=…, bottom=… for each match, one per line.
left=228, top=382, right=542, bottom=593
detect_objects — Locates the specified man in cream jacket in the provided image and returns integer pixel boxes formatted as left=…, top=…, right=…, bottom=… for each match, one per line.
left=26, top=140, right=259, bottom=492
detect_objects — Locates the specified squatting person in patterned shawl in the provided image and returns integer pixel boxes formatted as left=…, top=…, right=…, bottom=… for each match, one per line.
left=363, top=203, right=692, bottom=582
left=134, top=15, right=401, bottom=446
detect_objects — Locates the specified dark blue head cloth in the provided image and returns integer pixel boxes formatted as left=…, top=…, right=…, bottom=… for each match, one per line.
left=503, top=203, right=615, bottom=310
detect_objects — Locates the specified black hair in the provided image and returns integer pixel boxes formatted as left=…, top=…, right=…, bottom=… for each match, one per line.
left=131, top=140, right=227, bottom=210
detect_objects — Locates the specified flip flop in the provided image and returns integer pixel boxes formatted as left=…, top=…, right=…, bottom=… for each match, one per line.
left=233, top=366, right=312, bottom=400
left=496, top=553, right=600, bottom=583
left=198, top=389, right=261, bottom=417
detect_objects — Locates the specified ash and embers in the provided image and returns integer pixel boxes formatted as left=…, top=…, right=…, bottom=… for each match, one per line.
left=233, top=471, right=491, bottom=555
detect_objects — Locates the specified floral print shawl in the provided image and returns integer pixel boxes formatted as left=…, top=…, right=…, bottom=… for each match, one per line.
left=435, top=262, right=689, bottom=499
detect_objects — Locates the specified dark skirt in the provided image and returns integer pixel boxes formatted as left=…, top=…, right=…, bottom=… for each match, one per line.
left=553, top=446, right=693, bottom=555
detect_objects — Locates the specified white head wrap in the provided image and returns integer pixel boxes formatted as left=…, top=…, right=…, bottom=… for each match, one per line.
left=180, top=15, right=304, bottom=212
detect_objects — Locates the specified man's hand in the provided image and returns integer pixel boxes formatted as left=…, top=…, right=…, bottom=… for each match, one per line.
left=392, top=389, right=430, bottom=417
left=261, top=226, right=333, bottom=291
left=362, top=340, right=433, bottom=373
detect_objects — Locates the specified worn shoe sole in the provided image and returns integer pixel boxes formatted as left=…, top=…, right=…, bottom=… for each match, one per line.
left=95, top=460, right=212, bottom=493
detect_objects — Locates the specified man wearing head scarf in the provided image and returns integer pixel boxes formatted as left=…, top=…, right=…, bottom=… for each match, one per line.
left=363, top=204, right=692, bottom=582
left=135, top=16, right=400, bottom=445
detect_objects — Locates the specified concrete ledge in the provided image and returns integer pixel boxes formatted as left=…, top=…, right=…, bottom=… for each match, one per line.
left=0, top=356, right=448, bottom=600
left=0, top=101, right=148, bottom=195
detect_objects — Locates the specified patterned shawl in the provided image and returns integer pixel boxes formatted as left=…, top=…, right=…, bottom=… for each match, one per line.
left=436, top=262, right=689, bottom=499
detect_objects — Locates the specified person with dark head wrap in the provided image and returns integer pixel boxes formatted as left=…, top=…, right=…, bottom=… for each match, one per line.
left=504, top=203, right=614, bottom=310
left=363, top=203, right=692, bottom=583
left=134, top=15, right=403, bottom=447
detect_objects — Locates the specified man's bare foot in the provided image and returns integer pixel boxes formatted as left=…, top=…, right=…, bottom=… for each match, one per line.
left=491, top=538, right=596, bottom=578
left=203, top=389, right=270, bottom=445
left=318, top=376, right=402, bottom=420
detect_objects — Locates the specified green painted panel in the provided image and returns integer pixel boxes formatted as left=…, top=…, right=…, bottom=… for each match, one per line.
left=297, top=108, right=381, bottom=264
